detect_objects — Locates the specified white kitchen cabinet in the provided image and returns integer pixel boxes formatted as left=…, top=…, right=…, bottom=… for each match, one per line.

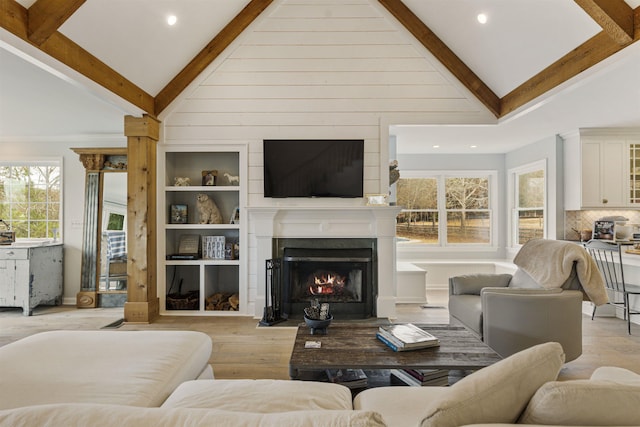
left=565, top=129, right=640, bottom=209
left=581, top=139, right=626, bottom=208
left=0, top=243, right=63, bottom=315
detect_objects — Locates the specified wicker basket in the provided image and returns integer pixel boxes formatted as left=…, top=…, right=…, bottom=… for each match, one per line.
left=166, top=290, right=199, bottom=310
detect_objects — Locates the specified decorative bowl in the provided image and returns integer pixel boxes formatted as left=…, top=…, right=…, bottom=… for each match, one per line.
left=304, top=314, right=333, bottom=335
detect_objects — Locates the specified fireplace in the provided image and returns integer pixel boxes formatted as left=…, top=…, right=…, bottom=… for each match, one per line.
left=274, top=238, right=377, bottom=319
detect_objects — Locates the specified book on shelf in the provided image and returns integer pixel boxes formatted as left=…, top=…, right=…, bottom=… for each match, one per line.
left=325, top=369, right=368, bottom=389
left=390, top=369, right=449, bottom=387
left=377, top=323, right=440, bottom=351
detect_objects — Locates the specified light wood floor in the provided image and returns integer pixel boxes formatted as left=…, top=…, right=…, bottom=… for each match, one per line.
left=1, top=290, right=639, bottom=381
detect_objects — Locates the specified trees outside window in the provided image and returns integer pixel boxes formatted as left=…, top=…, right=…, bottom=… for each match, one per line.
left=511, top=162, right=545, bottom=246
left=396, top=172, right=495, bottom=246
left=0, top=161, right=62, bottom=239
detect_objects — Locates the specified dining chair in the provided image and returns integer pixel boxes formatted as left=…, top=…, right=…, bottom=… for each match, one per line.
left=584, top=240, right=640, bottom=334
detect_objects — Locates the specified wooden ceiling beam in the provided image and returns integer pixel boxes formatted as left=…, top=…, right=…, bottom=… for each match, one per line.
left=501, top=32, right=626, bottom=117
left=27, top=0, right=85, bottom=45
left=574, top=0, right=634, bottom=45
left=155, top=0, right=274, bottom=115
left=0, top=0, right=155, bottom=115
left=378, top=0, right=501, bottom=118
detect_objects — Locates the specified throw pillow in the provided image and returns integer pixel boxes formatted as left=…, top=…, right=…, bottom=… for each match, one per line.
left=519, top=367, right=640, bottom=425
left=420, top=341, right=565, bottom=427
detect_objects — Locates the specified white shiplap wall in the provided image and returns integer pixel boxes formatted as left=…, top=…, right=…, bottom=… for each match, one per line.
left=161, top=0, right=494, bottom=315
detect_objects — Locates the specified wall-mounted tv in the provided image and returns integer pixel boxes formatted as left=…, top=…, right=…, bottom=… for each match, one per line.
left=263, top=139, right=364, bottom=198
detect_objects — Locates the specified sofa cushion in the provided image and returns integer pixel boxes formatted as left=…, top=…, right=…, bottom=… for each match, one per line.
left=519, top=367, right=640, bottom=425
left=507, top=268, right=541, bottom=289
left=354, top=385, right=449, bottom=427
left=162, top=379, right=353, bottom=412
left=419, top=342, right=565, bottom=427
left=0, top=330, right=212, bottom=409
left=0, top=404, right=387, bottom=427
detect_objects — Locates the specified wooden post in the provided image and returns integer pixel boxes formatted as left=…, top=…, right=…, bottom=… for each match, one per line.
left=124, top=114, right=160, bottom=323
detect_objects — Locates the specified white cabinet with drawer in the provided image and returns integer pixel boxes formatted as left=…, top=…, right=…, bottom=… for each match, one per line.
left=0, top=243, right=63, bottom=315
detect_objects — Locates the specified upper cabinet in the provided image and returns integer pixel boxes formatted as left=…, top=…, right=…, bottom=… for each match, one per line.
left=565, top=129, right=640, bottom=210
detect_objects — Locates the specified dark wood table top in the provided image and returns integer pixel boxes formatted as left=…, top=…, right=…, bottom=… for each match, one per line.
left=289, top=323, right=501, bottom=379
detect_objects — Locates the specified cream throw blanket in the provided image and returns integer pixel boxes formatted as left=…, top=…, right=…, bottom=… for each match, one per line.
left=513, top=239, right=608, bottom=305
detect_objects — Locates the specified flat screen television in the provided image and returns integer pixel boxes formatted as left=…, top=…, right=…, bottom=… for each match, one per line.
left=263, top=139, right=364, bottom=198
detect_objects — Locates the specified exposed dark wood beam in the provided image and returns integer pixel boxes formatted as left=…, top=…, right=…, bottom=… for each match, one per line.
left=28, top=0, right=85, bottom=45
left=501, top=32, right=626, bottom=117
left=155, top=0, right=274, bottom=115
left=378, top=0, right=501, bottom=118
left=574, top=0, right=634, bottom=45
left=0, top=0, right=155, bottom=115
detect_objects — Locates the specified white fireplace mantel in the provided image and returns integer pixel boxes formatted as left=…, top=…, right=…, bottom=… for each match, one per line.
left=248, top=206, right=401, bottom=319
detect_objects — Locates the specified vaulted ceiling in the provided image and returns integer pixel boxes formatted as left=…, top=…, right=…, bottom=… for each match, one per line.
left=1, top=0, right=639, bottom=153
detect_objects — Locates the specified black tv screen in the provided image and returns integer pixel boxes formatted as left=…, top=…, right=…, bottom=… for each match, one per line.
left=263, top=139, right=364, bottom=198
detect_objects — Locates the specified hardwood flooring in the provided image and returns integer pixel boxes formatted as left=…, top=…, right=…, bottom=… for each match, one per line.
left=1, top=290, right=639, bottom=381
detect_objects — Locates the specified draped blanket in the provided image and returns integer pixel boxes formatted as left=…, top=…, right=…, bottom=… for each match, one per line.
left=106, top=231, right=126, bottom=259
left=513, top=239, right=608, bottom=305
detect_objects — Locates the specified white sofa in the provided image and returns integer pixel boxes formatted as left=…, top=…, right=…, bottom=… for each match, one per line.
left=0, top=332, right=639, bottom=426
left=355, top=342, right=640, bottom=426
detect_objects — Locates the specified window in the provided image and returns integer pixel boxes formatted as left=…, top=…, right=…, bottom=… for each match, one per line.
left=396, top=171, right=495, bottom=246
left=511, top=161, right=545, bottom=246
left=0, top=160, right=62, bottom=239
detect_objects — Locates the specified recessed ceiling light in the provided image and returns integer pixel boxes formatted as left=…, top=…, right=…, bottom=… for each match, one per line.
left=167, top=15, right=177, bottom=26
left=432, top=145, right=440, bottom=148
left=470, top=145, right=477, bottom=148
left=477, top=13, right=487, bottom=24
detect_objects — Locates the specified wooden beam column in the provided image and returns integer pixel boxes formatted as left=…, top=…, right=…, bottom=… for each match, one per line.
left=124, top=114, right=159, bottom=323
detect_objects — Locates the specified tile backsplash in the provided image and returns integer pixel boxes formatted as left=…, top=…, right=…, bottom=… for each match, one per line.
left=565, top=210, right=640, bottom=240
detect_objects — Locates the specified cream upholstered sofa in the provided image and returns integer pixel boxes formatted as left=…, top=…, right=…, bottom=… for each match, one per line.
left=0, top=330, right=383, bottom=426
left=448, top=238, right=608, bottom=361
left=354, top=342, right=640, bottom=427
left=1, top=332, right=639, bottom=426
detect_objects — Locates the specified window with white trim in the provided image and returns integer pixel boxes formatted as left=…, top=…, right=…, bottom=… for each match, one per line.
left=510, top=160, right=545, bottom=247
left=0, top=160, right=62, bottom=240
left=396, top=171, right=496, bottom=246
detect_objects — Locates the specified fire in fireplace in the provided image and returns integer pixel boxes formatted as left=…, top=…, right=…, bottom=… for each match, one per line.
left=282, top=246, right=375, bottom=319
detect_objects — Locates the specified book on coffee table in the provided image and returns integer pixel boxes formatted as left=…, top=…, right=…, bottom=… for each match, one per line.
left=325, top=369, right=368, bottom=389
left=377, top=323, right=440, bottom=351
left=390, top=369, right=449, bottom=387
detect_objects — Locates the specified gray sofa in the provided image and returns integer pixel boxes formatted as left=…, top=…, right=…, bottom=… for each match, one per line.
left=448, top=238, right=608, bottom=361
left=448, top=268, right=584, bottom=360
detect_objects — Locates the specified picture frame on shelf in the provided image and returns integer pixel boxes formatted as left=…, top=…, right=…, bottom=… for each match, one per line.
left=225, top=242, right=236, bottom=260
left=170, top=204, right=188, bottom=224
left=201, top=170, right=218, bottom=186
left=365, top=193, right=389, bottom=206
left=202, top=235, right=226, bottom=260
left=230, top=206, right=240, bottom=224
left=177, top=234, right=200, bottom=256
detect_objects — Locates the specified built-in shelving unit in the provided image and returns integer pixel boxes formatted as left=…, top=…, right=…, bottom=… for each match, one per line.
left=158, top=144, right=247, bottom=315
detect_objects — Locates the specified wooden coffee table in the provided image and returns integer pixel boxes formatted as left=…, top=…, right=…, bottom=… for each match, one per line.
left=289, top=323, right=501, bottom=382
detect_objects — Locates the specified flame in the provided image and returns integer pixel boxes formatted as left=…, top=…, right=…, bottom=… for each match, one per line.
left=308, top=272, right=346, bottom=295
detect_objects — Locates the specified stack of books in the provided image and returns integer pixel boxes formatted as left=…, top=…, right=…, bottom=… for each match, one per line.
left=390, top=368, right=449, bottom=387
left=376, top=323, right=440, bottom=352
left=325, top=369, right=368, bottom=389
